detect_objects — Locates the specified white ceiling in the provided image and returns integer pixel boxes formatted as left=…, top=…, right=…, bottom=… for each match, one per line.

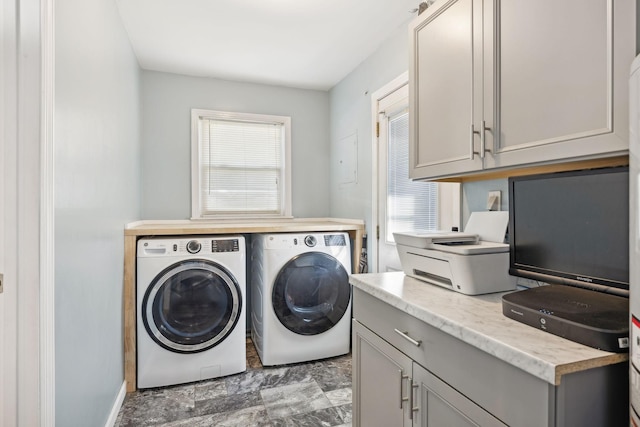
left=116, top=0, right=421, bottom=90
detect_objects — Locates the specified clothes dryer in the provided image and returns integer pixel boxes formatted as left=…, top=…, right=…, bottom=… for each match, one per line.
left=137, top=235, right=246, bottom=389
left=251, top=232, right=352, bottom=365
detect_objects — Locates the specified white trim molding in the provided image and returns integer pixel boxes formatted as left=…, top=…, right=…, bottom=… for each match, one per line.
left=2, top=0, right=55, bottom=424
left=369, top=72, right=409, bottom=273
left=104, top=382, right=127, bottom=427
left=41, top=0, right=56, bottom=423
left=16, top=0, right=46, bottom=424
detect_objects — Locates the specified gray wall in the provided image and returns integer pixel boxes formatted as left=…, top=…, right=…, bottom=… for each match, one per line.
left=141, top=71, right=331, bottom=219
left=328, top=22, right=411, bottom=237
left=462, top=179, right=509, bottom=225
left=55, top=0, right=141, bottom=424
left=328, top=21, right=509, bottom=241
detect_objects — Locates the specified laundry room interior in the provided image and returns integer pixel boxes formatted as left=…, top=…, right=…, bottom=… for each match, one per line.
left=4, top=0, right=640, bottom=426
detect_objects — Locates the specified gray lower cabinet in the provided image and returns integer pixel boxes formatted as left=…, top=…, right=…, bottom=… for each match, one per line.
left=353, top=319, right=505, bottom=427
left=352, top=287, right=628, bottom=427
left=352, top=320, right=412, bottom=426
left=413, top=362, right=506, bottom=427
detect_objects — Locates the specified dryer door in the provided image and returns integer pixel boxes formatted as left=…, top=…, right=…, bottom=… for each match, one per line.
left=272, top=252, right=351, bottom=335
left=142, top=259, right=242, bottom=353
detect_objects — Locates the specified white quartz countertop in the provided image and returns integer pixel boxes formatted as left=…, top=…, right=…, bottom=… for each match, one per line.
left=350, top=272, right=628, bottom=385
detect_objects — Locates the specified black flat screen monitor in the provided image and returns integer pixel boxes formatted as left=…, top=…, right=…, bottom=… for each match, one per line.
left=508, top=166, right=629, bottom=296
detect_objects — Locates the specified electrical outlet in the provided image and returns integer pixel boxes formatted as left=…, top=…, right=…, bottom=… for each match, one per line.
left=487, top=190, right=501, bottom=211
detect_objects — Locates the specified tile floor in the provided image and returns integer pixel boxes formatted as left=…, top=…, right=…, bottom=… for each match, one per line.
left=115, top=339, right=352, bottom=427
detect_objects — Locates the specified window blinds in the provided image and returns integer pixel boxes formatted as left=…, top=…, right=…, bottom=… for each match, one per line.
left=199, top=118, right=284, bottom=215
left=386, top=111, right=438, bottom=241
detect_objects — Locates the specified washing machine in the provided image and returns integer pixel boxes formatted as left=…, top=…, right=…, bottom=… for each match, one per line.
left=137, top=235, right=246, bottom=389
left=251, top=232, right=352, bottom=366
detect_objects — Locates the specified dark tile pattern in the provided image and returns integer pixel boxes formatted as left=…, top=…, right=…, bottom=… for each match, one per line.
left=115, top=339, right=352, bottom=427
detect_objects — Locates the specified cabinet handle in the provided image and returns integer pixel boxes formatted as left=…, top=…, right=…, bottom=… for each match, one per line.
left=394, top=328, right=422, bottom=347
left=470, top=124, right=479, bottom=159
left=411, top=382, right=419, bottom=419
left=480, top=120, right=492, bottom=158
left=399, top=371, right=410, bottom=408
left=471, top=122, right=492, bottom=159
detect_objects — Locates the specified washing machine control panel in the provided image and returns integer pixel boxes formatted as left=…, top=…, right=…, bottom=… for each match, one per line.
left=304, top=235, right=317, bottom=247
left=211, top=239, right=240, bottom=253
left=138, top=237, right=244, bottom=258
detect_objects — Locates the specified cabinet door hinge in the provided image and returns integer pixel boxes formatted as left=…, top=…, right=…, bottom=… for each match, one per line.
left=376, top=121, right=380, bottom=138
left=376, top=225, right=380, bottom=240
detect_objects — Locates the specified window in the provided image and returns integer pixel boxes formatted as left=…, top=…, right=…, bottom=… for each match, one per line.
left=191, top=109, right=292, bottom=219
left=373, top=73, right=460, bottom=272
left=386, top=110, right=438, bottom=241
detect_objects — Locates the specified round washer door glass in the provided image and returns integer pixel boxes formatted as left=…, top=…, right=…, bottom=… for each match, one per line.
left=142, top=260, right=242, bottom=353
left=272, top=252, right=350, bottom=335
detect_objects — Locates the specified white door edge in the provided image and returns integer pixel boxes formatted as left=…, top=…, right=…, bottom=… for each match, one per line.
left=370, top=73, right=462, bottom=273
left=41, top=0, right=56, bottom=423
left=370, top=71, right=409, bottom=273
left=2, top=0, right=55, bottom=425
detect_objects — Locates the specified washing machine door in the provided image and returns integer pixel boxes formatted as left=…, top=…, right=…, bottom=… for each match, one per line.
left=272, top=252, right=350, bottom=335
left=142, top=259, right=242, bottom=353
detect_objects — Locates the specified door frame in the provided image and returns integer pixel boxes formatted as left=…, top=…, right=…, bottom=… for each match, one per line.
left=370, top=73, right=461, bottom=273
left=1, top=0, right=55, bottom=424
left=42, top=0, right=56, bottom=422
left=370, top=72, right=409, bottom=273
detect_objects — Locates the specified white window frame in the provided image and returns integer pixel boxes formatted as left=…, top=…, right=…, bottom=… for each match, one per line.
left=191, top=109, right=292, bottom=219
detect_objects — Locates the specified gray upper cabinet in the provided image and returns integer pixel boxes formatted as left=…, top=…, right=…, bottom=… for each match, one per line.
left=409, top=0, right=635, bottom=180
left=409, top=0, right=484, bottom=178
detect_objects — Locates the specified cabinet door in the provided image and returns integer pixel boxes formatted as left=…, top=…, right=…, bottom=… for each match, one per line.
left=352, top=320, right=412, bottom=427
left=412, top=363, right=507, bottom=427
left=409, top=0, right=484, bottom=179
left=484, top=0, right=634, bottom=169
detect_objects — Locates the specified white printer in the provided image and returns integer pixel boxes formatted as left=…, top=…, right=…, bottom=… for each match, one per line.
left=394, top=211, right=516, bottom=295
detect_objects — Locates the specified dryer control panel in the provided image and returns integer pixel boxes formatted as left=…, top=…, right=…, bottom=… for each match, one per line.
left=265, top=233, right=348, bottom=249
left=324, top=234, right=346, bottom=246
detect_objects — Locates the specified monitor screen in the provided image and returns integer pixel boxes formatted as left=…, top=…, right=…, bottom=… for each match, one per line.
left=508, top=166, right=629, bottom=294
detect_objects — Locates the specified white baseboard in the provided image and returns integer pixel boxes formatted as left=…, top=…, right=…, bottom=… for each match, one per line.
left=105, top=381, right=127, bottom=427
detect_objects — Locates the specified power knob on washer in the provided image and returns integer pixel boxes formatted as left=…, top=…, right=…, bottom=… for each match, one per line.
left=186, top=240, right=202, bottom=254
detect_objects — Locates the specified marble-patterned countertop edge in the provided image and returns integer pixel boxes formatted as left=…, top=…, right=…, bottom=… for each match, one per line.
left=350, top=272, right=628, bottom=385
